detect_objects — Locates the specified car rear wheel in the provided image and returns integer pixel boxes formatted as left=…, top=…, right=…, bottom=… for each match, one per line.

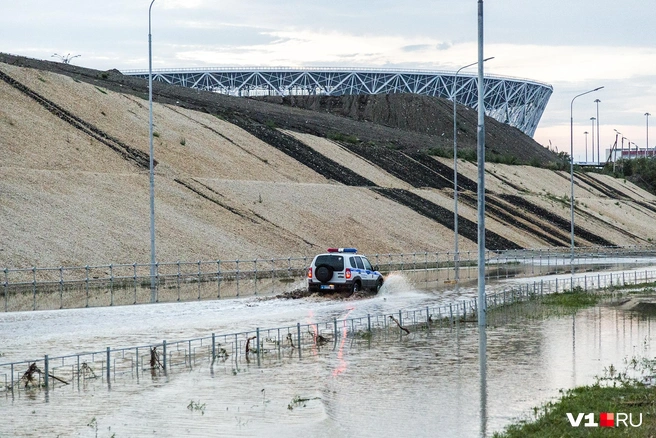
left=315, top=264, right=334, bottom=283
left=351, top=281, right=361, bottom=294
left=374, top=278, right=384, bottom=293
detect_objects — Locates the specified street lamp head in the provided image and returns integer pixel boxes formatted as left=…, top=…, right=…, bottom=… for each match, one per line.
left=593, top=86, right=604, bottom=92
left=590, top=117, right=596, bottom=121
left=594, top=99, right=601, bottom=103
left=483, top=56, right=495, bottom=62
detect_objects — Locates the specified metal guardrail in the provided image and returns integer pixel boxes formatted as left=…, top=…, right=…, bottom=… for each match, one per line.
left=1, top=267, right=653, bottom=395
left=2, top=246, right=655, bottom=312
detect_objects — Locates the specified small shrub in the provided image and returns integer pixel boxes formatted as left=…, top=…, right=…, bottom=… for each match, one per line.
left=153, top=132, right=160, bottom=138
left=94, top=86, right=107, bottom=95
left=427, top=147, right=450, bottom=157
left=180, top=137, right=186, bottom=146
left=458, top=149, right=478, bottom=162
left=328, top=132, right=359, bottom=144
left=264, top=120, right=277, bottom=129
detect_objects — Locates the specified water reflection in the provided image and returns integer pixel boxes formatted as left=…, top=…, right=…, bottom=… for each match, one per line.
left=3, top=304, right=655, bottom=437
left=479, top=327, right=487, bottom=438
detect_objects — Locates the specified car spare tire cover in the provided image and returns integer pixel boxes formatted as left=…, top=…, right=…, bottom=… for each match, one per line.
left=315, top=264, right=334, bottom=283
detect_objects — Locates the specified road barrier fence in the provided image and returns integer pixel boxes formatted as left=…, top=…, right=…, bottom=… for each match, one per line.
left=1, top=265, right=655, bottom=395
left=2, top=245, right=655, bottom=312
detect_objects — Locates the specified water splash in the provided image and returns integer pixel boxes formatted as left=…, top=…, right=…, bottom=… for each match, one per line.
left=378, top=272, right=415, bottom=296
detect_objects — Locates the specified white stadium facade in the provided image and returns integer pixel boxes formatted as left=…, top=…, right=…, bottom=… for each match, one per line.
left=122, top=67, right=553, bottom=137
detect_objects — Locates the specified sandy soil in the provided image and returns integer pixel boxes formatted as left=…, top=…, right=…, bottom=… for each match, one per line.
left=1, top=60, right=655, bottom=269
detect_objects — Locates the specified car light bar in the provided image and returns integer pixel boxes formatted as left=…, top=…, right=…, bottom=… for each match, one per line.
left=326, top=248, right=357, bottom=253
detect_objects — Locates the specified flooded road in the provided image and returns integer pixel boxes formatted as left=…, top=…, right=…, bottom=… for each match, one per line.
left=2, top=267, right=656, bottom=437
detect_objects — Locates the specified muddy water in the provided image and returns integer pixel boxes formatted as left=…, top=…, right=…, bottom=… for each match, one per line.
left=2, top=270, right=656, bottom=437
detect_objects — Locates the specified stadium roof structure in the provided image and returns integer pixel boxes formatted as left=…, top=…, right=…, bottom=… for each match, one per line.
left=122, top=67, right=553, bottom=136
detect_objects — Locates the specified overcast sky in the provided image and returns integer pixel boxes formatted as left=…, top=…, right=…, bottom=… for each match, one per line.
left=2, top=0, right=655, bottom=162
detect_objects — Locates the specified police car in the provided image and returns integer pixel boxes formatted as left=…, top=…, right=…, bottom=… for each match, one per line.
left=307, top=248, right=384, bottom=294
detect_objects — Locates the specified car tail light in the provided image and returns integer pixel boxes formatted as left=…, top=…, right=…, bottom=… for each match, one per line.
left=308, top=267, right=313, bottom=279
left=345, top=268, right=351, bottom=279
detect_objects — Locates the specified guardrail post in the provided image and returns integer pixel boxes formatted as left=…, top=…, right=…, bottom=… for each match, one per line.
left=163, top=340, right=167, bottom=371
left=32, top=266, right=37, bottom=311
left=449, top=303, right=453, bottom=325
left=236, top=259, right=240, bottom=297
left=85, top=265, right=90, bottom=307
left=334, top=318, right=338, bottom=340
left=109, top=264, right=114, bottom=306
left=367, top=314, right=371, bottom=332
left=106, top=347, right=110, bottom=383
left=212, top=333, right=216, bottom=360
left=254, top=259, right=258, bottom=296
left=44, top=355, right=49, bottom=390
left=59, top=266, right=64, bottom=309
left=132, top=263, right=137, bottom=304
left=297, top=323, right=302, bottom=359
left=3, top=268, right=8, bottom=313
left=256, top=328, right=261, bottom=366
left=216, top=260, right=221, bottom=298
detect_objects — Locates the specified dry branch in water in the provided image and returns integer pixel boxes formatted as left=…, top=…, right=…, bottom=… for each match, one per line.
left=21, top=362, right=69, bottom=387
left=150, top=347, right=163, bottom=369
left=245, top=336, right=257, bottom=354
left=389, top=316, right=410, bottom=334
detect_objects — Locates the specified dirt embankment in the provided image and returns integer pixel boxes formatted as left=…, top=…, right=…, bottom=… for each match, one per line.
left=260, top=94, right=558, bottom=163
left=1, top=52, right=655, bottom=269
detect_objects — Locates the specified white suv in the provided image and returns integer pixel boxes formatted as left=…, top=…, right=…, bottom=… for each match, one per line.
left=307, top=248, right=384, bottom=294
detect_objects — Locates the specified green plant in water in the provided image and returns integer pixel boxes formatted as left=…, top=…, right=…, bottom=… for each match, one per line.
left=540, top=287, right=601, bottom=309
left=287, top=395, right=320, bottom=411
left=187, top=400, right=206, bottom=415
left=494, top=355, right=656, bottom=437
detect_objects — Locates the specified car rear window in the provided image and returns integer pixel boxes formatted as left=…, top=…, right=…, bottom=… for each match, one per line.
left=315, top=255, right=344, bottom=271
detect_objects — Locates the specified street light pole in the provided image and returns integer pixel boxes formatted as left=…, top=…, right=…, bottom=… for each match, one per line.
left=452, top=56, right=493, bottom=284
left=613, top=130, right=620, bottom=172
left=584, top=131, right=588, bottom=160
left=646, top=112, right=651, bottom=156
left=589, top=117, right=596, bottom=163
left=570, top=86, right=603, bottom=267
left=477, top=0, right=487, bottom=328
left=148, top=0, right=157, bottom=303
left=594, top=99, right=601, bottom=164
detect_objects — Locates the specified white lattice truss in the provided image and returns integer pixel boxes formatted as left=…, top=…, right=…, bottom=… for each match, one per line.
left=122, top=67, right=553, bottom=136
